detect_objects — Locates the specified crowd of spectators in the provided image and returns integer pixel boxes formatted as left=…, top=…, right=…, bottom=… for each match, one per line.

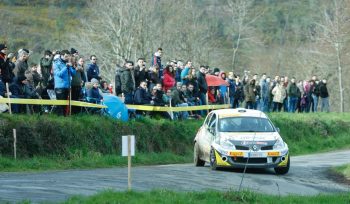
left=0, top=44, right=330, bottom=118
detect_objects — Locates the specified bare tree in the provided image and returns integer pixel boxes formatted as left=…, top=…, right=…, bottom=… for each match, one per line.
left=226, top=0, right=264, bottom=72
left=73, top=0, right=158, bottom=82
left=307, top=0, right=350, bottom=112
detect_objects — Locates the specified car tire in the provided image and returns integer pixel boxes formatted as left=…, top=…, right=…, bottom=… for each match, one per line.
left=274, top=155, right=290, bottom=175
left=210, top=148, right=218, bottom=170
left=194, top=142, right=205, bottom=167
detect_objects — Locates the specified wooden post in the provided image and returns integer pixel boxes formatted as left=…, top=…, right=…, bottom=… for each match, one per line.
left=127, top=135, right=131, bottom=191
left=13, top=129, right=16, bottom=160
left=6, top=83, right=12, bottom=114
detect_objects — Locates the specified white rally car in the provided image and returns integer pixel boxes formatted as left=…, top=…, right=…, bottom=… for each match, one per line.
left=194, top=108, right=290, bottom=174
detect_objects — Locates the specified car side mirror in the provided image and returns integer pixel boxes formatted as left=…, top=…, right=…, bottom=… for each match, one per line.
left=276, top=127, right=280, bottom=133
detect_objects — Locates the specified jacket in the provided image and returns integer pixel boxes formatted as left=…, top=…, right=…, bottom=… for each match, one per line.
left=53, top=58, right=76, bottom=89
left=196, top=71, right=208, bottom=94
left=287, top=83, right=300, bottom=98
left=87, top=63, right=100, bottom=81
left=163, top=69, right=175, bottom=92
left=120, top=67, right=135, bottom=94
left=272, top=84, right=286, bottom=103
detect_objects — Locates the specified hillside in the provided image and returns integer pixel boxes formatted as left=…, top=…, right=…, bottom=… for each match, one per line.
left=0, top=0, right=349, bottom=111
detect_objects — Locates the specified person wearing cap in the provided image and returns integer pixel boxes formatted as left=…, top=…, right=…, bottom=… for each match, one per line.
left=70, top=48, right=79, bottom=57
left=0, top=44, right=14, bottom=84
left=87, top=78, right=103, bottom=104
left=53, top=50, right=76, bottom=116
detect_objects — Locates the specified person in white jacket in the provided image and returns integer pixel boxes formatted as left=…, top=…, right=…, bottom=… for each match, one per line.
left=272, top=81, right=286, bottom=112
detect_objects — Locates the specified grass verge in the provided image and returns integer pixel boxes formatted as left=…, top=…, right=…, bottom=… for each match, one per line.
left=331, top=164, right=350, bottom=183
left=63, top=190, right=350, bottom=204
left=0, top=152, right=192, bottom=172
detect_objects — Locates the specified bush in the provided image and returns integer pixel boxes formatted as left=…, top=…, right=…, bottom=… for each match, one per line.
left=0, top=115, right=201, bottom=158
left=0, top=113, right=349, bottom=159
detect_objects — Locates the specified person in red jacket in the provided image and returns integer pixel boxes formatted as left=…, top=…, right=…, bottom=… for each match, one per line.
left=163, top=65, right=175, bottom=92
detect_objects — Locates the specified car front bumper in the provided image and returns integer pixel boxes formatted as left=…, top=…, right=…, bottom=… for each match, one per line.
left=213, top=148, right=289, bottom=168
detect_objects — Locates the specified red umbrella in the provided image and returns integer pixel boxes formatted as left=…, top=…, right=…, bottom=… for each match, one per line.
left=205, top=75, right=229, bottom=86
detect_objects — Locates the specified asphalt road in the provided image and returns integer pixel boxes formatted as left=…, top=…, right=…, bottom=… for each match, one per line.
left=0, top=150, right=349, bottom=203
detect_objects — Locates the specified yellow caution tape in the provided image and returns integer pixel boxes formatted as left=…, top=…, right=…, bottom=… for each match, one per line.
left=126, top=104, right=230, bottom=111
left=0, top=98, right=107, bottom=108
left=0, top=98, right=230, bottom=111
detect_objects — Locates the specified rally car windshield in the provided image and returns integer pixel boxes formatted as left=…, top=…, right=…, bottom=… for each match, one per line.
left=218, top=117, right=275, bottom=132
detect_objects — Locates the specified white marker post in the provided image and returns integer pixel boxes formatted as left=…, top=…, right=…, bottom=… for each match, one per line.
left=13, top=129, right=16, bottom=160
left=6, top=83, right=12, bottom=114
left=122, top=135, right=135, bottom=191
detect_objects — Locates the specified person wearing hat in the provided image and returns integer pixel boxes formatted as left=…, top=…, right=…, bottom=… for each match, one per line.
left=0, top=44, right=14, bottom=84
left=70, top=48, right=79, bottom=57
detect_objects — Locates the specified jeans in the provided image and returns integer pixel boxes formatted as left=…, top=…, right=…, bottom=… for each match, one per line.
left=288, top=97, right=298, bottom=113
left=273, top=102, right=283, bottom=112
left=199, top=92, right=207, bottom=116
left=55, top=88, right=69, bottom=116
left=320, top=97, right=329, bottom=112
left=245, top=101, right=255, bottom=109
left=260, top=97, right=269, bottom=112
left=312, top=94, right=319, bottom=112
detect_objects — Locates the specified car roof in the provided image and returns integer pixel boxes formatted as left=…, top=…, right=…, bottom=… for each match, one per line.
left=210, top=108, right=268, bottom=119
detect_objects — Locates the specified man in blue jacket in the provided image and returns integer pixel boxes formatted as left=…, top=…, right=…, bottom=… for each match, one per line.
left=53, top=50, right=76, bottom=116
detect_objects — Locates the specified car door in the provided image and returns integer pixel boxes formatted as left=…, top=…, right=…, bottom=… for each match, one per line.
left=196, top=113, right=213, bottom=160
left=203, top=113, right=217, bottom=160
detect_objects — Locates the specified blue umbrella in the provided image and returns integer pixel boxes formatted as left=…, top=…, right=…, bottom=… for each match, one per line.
left=102, top=94, right=129, bottom=121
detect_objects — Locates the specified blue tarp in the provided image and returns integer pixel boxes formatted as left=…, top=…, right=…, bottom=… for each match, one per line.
left=102, top=95, right=129, bottom=121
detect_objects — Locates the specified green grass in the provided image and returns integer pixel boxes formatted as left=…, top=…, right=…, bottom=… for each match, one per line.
left=63, top=190, right=350, bottom=204
left=1, top=113, right=350, bottom=172
left=332, top=164, right=350, bottom=181
left=0, top=152, right=192, bottom=172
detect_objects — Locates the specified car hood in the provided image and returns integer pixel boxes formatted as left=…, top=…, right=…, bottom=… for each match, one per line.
left=220, top=132, right=280, bottom=141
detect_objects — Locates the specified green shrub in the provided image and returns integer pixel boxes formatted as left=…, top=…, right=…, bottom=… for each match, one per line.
left=0, top=113, right=349, bottom=159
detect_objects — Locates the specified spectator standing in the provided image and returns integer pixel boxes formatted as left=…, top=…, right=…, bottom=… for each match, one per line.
left=272, top=81, right=286, bottom=112
left=287, top=77, right=300, bottom=112
left=134, top=58, right=149, bottom=88
left=120, top=61, right=135, bottom=104
left=71, top=57, right=84, bottom=110
left=151, top=48, right=163, bottom=80
left=53, top=50, right=76, bottom=116
left=0, top=44, right=14, bottom=84
left=181, top=60, right=192, bottom=85
left=259, top=74, right=269, bottom=112
left=175, top=60, right=184, bottom=82
left=87, top=55, right=101, bottom=82
left=39, top=50, right=53, bottom=88
left=319, top=79, right=329, bottom=112
left=196, top=65, right=208, bottom=107
left=14, top=49, right=30, bottom=79
left=244, top=79, right=257, bottom=109
left=163, top=65, right=176, bottom=92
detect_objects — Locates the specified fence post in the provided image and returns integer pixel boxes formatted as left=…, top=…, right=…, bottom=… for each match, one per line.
left=6, top=83, right=12, bottom=114
left=13, top=129, right=16, bottom=160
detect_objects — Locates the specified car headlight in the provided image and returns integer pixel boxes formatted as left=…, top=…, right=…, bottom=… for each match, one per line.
left=273, top=138, right=285, bottom=150
left=220, top=138, right=235, bottom=150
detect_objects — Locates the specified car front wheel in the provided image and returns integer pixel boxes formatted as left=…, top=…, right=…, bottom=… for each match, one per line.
left=210, top=148, right=218, bottom=170
left=194, top=142, right=205, bottom=167
left=274, top=155, right=290, bottom=175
